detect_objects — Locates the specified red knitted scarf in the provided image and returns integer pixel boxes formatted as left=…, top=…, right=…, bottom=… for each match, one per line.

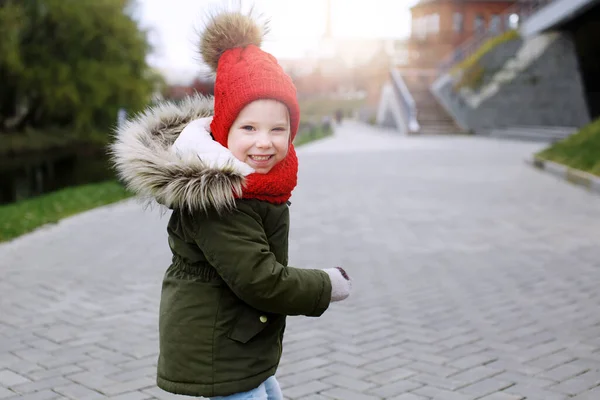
left=239, top=144, right=298, bottom=204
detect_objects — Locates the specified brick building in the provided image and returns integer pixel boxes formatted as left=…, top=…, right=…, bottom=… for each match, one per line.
left=403, top=0, right=520, bottom=69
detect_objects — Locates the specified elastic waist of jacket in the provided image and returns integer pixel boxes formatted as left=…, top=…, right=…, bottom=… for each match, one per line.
left=172, top=255, right=221, bottom=281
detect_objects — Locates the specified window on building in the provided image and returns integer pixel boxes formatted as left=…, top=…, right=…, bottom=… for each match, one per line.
left=453, top=12, right=464, bottom=33
left=413, top=13, right=440, bottom=38
left=508, top=13, right=520, bottom=29
left=415, top=17, right=425, bottom=38
left=474, top=15, right=485, bottom=33
left=413, top=17, right=421, bottom=38
left=412, top=18, right=418, bottom=37
left=431, top=13, right=440, bottom=34
left=395, top=48, right=409, bottom=66
left=489, top=14, right=501, bottom=33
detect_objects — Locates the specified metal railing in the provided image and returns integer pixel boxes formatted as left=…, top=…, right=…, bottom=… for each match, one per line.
left=437, top=0, right=557, bottom=76
left=390, top=68, right=420, bottom=133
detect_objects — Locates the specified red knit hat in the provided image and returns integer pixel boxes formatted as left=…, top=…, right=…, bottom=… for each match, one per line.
left=200, top=12, right=300, bottom=147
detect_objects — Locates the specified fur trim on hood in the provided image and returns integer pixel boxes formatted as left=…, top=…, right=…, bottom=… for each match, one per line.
left=110, top=94, right=254, bottom=213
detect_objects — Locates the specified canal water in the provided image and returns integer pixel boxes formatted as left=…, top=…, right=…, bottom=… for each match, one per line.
left=0, top=146, right=115, bottom=205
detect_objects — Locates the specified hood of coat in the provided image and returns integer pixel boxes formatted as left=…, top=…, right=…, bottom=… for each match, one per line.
left=110, top=94, right=254, bottom=213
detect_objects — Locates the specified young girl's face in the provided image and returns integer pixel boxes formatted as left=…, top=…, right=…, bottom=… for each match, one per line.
left=227, top=99, right=291, bottom=174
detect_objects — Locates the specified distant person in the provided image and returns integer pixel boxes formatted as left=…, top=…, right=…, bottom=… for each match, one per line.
left=335, top=108, right=343, bottom=124
left=111, top=9, right=352, bottom=400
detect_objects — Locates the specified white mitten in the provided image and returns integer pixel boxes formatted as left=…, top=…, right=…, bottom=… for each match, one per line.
left=171, top=117, right=254, bottom=176
left=323, top=267, right=352, bottom=302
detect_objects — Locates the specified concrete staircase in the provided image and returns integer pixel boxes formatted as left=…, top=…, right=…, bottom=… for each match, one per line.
left=404, top=75, right=463, bottom=135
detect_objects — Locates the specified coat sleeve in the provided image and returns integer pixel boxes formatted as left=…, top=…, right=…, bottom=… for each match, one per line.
left=191, top=204, right=332, bottom=317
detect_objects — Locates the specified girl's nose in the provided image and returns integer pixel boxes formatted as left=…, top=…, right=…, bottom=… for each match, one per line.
left=256, top=132, right=273, bottom=148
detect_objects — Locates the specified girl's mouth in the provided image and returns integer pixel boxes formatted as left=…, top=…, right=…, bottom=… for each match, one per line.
left=249, top=155, right=273, bottom=162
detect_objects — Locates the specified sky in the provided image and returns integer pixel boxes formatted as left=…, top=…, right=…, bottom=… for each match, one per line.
left=134, top=0, right=420, bottom=83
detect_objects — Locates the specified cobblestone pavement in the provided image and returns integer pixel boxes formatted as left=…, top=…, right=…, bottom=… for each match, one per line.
left=1, top=121, right=600, bottom=400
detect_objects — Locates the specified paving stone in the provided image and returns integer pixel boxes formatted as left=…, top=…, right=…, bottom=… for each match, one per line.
left=0, top=370, right=31, bottom=386
left=278, top=357, right=331, bottom=376
left=320, top=387, right=381, bottom=400
left=406, top=361, right=460, bottom=378
left=53, top=383, right=107, bottom=399
left=412, top=386, right=472, bottom=400
left=364, top=357, right=413, bottom=373
left=537, top=361, right=590, bottom=382
left=284, top=380, right=332, bottom=398
left=323, top=364, right=370, bottom=379
left=527, top=351, right=577, bottom=370
left=365, top=367, right=416, bottom=385
left=492, top=371, right=554, bottom=388
left=386, top=394, right=429, bottom=400
left=504, top=383, right=570, bottom=400
left=326, top=352, right=370, bottom=367
left=106, top=393, right=153, bottom=400
left=478, top=393, right=525, bottom=400
left=459, top=377, right=514, bottom=398
left=448, top=354, right=499, bottom=370
left=9, top=377, right=73, bottom=394
left=278, top=367, right=332, bottom=387
left=571, top=385, right=600, bottom=399
left=99, top=377, right=155, bottom=396
left=5, top=390, right=66, bottom=400
left=547, top=370, right=600, bottom=396
left=140, top=387, right=199, bottom=400
left=322, top=374, right=375, bottom=392
left=106, top=367, right=155, bottom=383
left=0, top=388, right=16, bottom=399
left=449, top=366, right=502, bottom=384
left=367, top=379, right=423, bottom=398
left=28, top=365, right=84, bottom=380
left=294, top=395, right=330, bottom=400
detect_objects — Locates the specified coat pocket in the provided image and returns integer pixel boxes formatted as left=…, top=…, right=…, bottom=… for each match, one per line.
left=227, top=306, right=271, bottom=344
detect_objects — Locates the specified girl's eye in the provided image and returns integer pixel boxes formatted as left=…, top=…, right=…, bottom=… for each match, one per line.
left=272, top=127, right=286, bottom=132
left=241, top=125, right=254, bottom=131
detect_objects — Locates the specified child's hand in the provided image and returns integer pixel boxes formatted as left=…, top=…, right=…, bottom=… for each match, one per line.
left=323, top=267, right=352, bottom=302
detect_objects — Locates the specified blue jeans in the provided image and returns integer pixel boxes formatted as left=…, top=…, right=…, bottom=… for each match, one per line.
left=211, top=376, right=283, bottom=400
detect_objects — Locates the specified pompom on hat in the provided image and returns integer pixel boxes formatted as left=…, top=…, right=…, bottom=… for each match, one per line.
left=199, top=11, right=300, bottom=147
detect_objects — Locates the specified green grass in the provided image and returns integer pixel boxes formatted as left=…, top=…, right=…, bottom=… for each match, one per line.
left=451, top=30, right=520, bottom=74
left=536, top=118, right=600, bottom=177
left=454, top=63, right=487, bottom=91
left=294, top=126, right=333, bottom=147
left=0, top=181, right=133, bottom=242
left=452, top=30, right=520, bottom=91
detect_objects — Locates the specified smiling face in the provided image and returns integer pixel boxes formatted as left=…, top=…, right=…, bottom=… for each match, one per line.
left=227, top=99, right=291, bottom=174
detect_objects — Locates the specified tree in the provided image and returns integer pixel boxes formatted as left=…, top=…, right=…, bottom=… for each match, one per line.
left=0, top=0, right=157, bottom=133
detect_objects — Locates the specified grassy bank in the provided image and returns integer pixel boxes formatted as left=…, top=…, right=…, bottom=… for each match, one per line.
left=536, top=118, right=600, bottom=176
left=294, top=126, right=333, bottom=147
left=0, top=181, right=132, bottom=242
left=452, top=30, right=520, bottom=91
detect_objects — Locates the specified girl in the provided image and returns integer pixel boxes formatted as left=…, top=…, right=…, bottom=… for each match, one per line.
left=111, top=10, right=352, bottom=400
